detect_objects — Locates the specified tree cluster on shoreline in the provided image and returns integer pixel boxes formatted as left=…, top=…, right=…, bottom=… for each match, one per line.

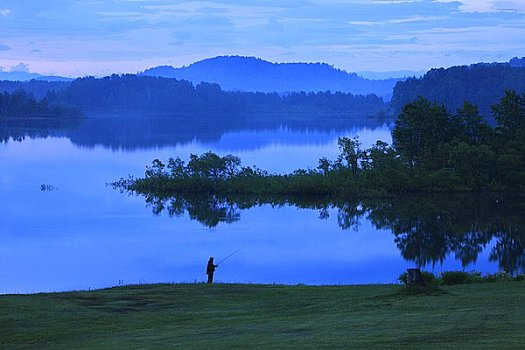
left=0, top=90, right=81, bottom=119
left=115, top=90, right=525, bottom=195
left=47, top=74, right=386, bottom=117
left=1, top=74, right=386, bottom=120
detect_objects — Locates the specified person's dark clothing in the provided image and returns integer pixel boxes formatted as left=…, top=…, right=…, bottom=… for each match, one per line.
left=206, top=258, right=218, bottom=284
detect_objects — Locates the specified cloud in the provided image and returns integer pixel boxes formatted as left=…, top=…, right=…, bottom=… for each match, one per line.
left=0, top=0, right=524, bottom=75
left=372, top=0, right=424, bottom=3
left=434, top=0, right=525, bottom=13
left=265, top=17, right=284, bottom=31
left=10, top=63, right=30, bottom=73
left=389, top=15, right=448, bottom=23
left=349, top=21, right=382, bottom=26
left=169, top=31, right=192, bottom=46
left=351, top=15, right=448, bottom=25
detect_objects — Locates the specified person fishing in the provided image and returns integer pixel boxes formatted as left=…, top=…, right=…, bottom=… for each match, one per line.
left=206, top=257, right=218, bottom=284
left=206, top=247, right=244, bottom=284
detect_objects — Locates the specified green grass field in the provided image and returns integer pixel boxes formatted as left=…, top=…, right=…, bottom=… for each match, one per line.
left=1, top=282, right=524, bottom=349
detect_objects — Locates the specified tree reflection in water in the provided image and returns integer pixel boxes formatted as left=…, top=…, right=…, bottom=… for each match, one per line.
left=364, top=196, right=525, bottom=274
left=144, top=193, right=241, bottom=228
left=138, top=192, right=525, bottom=274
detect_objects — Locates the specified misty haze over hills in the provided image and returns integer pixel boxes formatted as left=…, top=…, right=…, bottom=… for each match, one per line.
left=141, top=56, right=403, bottom=100
left=356, top=70, right=426, bottom=80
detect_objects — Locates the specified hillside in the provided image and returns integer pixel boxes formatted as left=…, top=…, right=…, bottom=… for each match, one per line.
left=391, top=62, right=525, bottom=119
left=142, top=56, right=401, bottom=100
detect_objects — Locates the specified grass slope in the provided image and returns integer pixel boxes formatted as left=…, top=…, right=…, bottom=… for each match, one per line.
left=1, top=282, right=524, bottom=349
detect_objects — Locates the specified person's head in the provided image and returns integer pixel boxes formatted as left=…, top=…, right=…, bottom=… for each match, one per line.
left=209, top=257, right=214, bottom=261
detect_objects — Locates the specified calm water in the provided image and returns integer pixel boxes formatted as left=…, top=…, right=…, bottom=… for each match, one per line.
left=0, top=117, right=519, bottom=294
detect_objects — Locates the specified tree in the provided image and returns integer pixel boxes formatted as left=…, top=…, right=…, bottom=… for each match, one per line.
left=187, top=152, right=241, bottom=179
left=456, top=102, right=492, bottom=145
left=491, top=91, right=525, bottom=189
left=336, top=136, right=362, bottom=176
left=392, top=97, right=459, bottom=167
left=492, top=90, right=525, bottom=136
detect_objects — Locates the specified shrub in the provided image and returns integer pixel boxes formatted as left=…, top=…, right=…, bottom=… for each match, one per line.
left=399, top=270, right=521, bottom=286
left=440, top=271, right=470, bottom=285
left=513, top=274, right=525, bottom=281
left=464, top=271, right=484, bottom=284
left=484, top=271, right=510, bottom=282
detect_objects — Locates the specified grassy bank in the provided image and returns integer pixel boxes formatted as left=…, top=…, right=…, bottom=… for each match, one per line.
left=1, top=282, right=524, bottom=349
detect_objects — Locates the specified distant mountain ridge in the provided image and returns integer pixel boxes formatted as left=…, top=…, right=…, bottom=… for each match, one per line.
left=141, top=56, right=401, bottom=100
left=0, top=70, right=73, bottom=82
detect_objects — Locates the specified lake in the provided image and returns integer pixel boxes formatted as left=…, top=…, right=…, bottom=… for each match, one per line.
left=1, top=116, right=521, bottom=293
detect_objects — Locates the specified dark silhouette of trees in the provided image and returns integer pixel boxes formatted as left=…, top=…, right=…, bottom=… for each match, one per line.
left=41, top=74, right=386, bottom=119
left=392, top=97, right=459, bottom=167
left=0, top=90, right=80, bottom=119
left=391, top=64, right=525, bottom=119
left=117, top=90, right=525, bottom=200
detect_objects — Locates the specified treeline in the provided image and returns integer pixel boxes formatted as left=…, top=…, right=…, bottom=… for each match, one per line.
left=0, top=90, right=81, bottom=119
left=45, top=74, right=386, bottom=117
left=116, top=90, right=525, bottom=195
left=50, top=75, right=245, bottom=114
left=243, top=90, right=385, bottom=116
left=0, top=80, right=70, bottom=99
left=391, top=63, right=525, bottom=119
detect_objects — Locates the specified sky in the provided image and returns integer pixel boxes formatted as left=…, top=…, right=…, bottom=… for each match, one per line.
left=0, top=0, right=525, bottom=77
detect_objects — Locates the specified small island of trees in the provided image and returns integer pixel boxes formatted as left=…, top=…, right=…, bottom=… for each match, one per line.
left=115, top=90, right=525, bottom=196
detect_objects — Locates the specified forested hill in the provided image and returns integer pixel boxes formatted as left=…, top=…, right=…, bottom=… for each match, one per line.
left=48, top=74, right=386, bottom=118
left=0, top=80, right=71, bottom=99
left=391, top=63, right=525, bottom=120
left=141, top=56, right=401, bottom=100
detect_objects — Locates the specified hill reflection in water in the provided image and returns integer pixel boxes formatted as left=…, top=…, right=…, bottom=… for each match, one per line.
left=1, top=113, right=388, bottom=152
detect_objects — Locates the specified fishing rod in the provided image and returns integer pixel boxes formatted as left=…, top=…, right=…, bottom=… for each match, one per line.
left=217, top=246, right=244, bottom=265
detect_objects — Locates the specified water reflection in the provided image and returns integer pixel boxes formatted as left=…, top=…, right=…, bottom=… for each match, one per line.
left=0, top=118, right=401, bottom=292
left=4, top=115, right=517, bottom=291
left=0, top=118, right=81, bottom=143
left=1, top=114, right=385, bottom=151
left=137, top=193, right=525, bottom=274
left=366, top=196, right=525, bottom=274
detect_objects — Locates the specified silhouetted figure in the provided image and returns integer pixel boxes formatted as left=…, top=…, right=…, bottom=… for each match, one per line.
left=206, top=257, right=218, bottom=284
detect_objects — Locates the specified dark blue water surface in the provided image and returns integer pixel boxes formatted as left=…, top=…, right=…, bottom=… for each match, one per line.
left=0, top=118, right=513, bottom=293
